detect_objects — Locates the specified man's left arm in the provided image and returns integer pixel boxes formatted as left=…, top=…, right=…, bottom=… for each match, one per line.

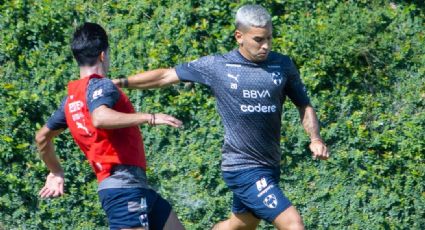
left=297, top=104, right=329, bottom=160
left=284, top=57, right=329, bottom=160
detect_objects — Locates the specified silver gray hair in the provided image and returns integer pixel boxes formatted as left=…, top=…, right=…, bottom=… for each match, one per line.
left=235, top=4, right=271, bottom=30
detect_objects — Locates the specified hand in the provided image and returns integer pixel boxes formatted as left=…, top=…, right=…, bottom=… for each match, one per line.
left=112, top=78, right=128, bottom=88
left=111, top=79, right=120, bottom=86
left=309, top=139, right=329, bottom=160
left=39, top=172, right=65, bottom=199
left=151, top=113, right=183, bottom=128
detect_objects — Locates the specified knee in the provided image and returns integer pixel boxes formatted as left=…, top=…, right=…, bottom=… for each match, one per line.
left=285, top=220, right=304, bottom=230
left=273, top=216, right=304, bottom=230
left=286, top=214, right=304, bottom=230
left=230, top=219, right=259, bottom=230
left=229, top=213, right=260, bottom=230
left=211, top=221, right=226, bottom=230
left=212, top=220, right=252, bottom=230
left=273, top=206, right=305, bottom=230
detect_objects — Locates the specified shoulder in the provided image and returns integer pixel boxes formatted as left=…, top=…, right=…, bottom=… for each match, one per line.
left=267, top=51, right=293, bottom=65
left=87, top=78, right=118, bottom=94
left=88, top=77, right=115, bottom=88
left=185, top=50, right=236, bottom=67
left=182, top=54, right=225, bottom=74
left=221, top=49, right=246, bottom=63
left=86, top=77, right=120, bottom=102
left=46, top=96, right=69, bottom=130
left=86, top=78, right=121, bottom=111
left=189, top=54, right=221, bottom=65
left=267, top=51, right=298, bottom=75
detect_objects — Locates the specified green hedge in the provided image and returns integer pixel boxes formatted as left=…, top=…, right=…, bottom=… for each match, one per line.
left=1, top=0, right=424, bottom=229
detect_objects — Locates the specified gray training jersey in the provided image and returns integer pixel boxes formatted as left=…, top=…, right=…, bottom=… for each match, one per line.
left=175, top=50, right=310, bottom=171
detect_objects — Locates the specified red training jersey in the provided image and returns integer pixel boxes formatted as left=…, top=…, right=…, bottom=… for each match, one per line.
left=64, top=74, right=146, bottom=182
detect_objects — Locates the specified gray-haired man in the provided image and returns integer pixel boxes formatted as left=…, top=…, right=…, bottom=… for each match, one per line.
left=114, top=4, right=329, bottom=230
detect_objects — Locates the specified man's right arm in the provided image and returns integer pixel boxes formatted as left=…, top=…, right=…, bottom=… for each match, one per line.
left=88, top=78, right=182, bottom=129
left=115, top=55, right=216, bottom=89
left=36, top=96, right=67, bottom=199
left=114, top=68, right=180, bottom=89
left=35, top=125, right=65, bottom=198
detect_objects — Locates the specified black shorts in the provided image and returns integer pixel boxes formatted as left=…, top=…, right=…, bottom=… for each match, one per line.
left=222, top=167, right=292, bottom=223
left=98, top=187, right=172, bottom=230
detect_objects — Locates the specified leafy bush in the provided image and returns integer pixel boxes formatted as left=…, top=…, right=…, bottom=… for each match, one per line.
left=1, top=0, right=423, bottom=229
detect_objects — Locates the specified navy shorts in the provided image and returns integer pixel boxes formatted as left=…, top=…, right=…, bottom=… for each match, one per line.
left=98, top=187, right=172, bottom=230
left=222, top=167, right=292, bottom=223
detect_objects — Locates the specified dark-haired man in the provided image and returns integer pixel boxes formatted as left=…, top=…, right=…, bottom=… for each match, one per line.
left=35, top=22, right=185, bottom=230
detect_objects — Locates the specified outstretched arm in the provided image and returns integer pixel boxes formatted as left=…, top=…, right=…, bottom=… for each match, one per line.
left=35, top=126, right=65, bottom=198
left=91, top=105, right=182, bottom=129
left=297, top=104, right=330, bottom=160
left=113, top=68, right=180, bottom=89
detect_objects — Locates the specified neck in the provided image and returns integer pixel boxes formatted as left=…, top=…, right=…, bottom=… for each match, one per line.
left=79, top=64, right=106, bottom=79
left=238, top=47, right=254, bottom=62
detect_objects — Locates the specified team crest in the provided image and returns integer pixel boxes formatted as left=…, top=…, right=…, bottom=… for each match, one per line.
left=271, top=72, right=282, bottom=85
left=263, top=194, right=278, bottom=209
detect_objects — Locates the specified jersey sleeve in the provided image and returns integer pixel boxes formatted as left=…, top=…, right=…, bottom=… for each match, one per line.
left=174, top=55, right=216, bottom=86
left=46, top=96, right=68, bottom=130
left=87, top=78, right=120, bottom=113
left=284, top=59, right=311, bottom=107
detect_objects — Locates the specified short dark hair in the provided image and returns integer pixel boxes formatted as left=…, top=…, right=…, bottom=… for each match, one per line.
left=71, top=22, right=109, bottom=66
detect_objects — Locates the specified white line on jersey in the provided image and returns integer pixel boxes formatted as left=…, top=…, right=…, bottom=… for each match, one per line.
left=267, top=65, right=280, bottom=68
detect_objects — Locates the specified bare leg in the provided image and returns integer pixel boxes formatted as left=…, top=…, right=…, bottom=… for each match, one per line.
left=272, top=206, right=304, bottom=230
left=163, top=210, right=185, bottom=230
left=212, top=212, right=260, bottom=230
left=121, top=228, right=145, bottom=230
